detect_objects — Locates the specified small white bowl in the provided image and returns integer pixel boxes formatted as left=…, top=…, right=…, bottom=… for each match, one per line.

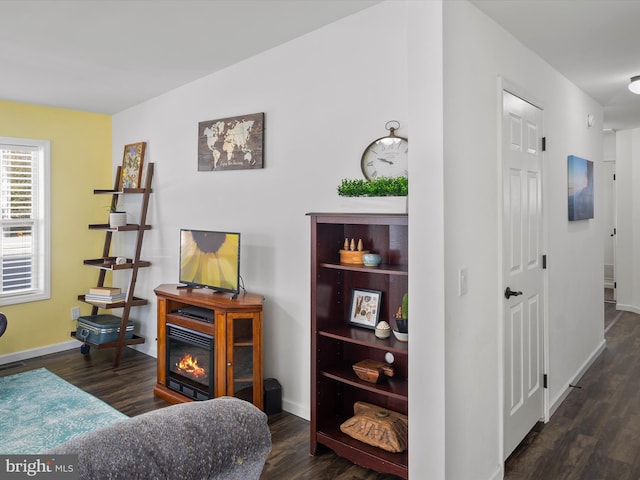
left=362, top=253, right=382, bottom=267
left=393, top=330, right=408, bottom=342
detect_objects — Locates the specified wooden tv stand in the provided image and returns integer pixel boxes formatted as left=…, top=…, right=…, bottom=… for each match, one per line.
left=153, top=284, right=264, bottom=410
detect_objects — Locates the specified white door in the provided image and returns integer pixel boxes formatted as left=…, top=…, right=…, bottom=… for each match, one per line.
left=502, top=90, right=544, bottom=459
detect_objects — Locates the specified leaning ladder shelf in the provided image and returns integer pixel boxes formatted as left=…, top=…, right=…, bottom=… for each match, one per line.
left=72, top=163, right=154, bottom=367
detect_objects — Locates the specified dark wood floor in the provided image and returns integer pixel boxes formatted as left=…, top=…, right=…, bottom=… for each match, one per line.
left=0, top=346, right=400, bottom=480
left=3, top=301, right=632, bottom=479
left=505, top=308, right=640, bottom=479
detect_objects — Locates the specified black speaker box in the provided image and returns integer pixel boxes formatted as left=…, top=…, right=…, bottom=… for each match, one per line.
left=264, top=378, right=282, bottom=415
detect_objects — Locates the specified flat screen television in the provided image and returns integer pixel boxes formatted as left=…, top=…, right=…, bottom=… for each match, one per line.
left=179, top=229, right=241, bottom=296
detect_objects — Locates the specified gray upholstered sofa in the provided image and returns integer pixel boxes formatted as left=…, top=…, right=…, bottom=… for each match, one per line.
left=47, top=397, right=271, bottom=480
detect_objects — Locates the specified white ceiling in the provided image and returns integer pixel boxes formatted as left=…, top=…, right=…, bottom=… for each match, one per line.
left=470, top=0, right=640, bottom=131
left=1, top=1, right=639, bottom=130
left=0, top=0, right=380, bottom=114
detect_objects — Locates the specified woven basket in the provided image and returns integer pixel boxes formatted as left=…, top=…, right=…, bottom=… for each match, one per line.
left=339, top=249, right=369, bottom=265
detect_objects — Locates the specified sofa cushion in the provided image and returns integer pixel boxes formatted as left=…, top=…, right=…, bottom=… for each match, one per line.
left=47, top=396, right=271, bottom=480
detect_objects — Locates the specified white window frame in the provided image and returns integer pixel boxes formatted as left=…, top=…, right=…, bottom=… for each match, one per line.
left=0, top=137, right=51, bottom=305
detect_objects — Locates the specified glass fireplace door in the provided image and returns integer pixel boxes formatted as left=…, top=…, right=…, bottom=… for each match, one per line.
left=166, top=323, right=214, bottom=401
left=226, top=313, right=261, bottom=404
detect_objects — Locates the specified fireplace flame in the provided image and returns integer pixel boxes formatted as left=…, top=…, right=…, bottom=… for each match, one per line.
left=176, top=353, right=206, bottom=378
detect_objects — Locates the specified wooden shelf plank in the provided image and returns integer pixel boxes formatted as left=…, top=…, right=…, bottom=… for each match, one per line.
left=83, top=258, right=151, bottom=270
left=319, top=325, right=408, bottom=354
left=319, top=261, right=408, bottom=275
left=77, top=295, right=148, bottom=308
left=316, top=421, right=407, bottom=479
left=88, top=223, right=152, bottom=232
left=320, top=366, right=408, bottom=400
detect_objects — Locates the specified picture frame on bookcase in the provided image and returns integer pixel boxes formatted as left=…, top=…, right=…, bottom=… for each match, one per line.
left=348, top=288, right=382, bottom=330
left=120, top=142, right=146, bottom=189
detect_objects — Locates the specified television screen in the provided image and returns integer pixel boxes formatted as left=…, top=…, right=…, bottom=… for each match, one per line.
left=179, top=229, right=241, bottom=294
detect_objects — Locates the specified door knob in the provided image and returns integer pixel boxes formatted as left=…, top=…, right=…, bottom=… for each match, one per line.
left=504, top=287, right=523, bottom=299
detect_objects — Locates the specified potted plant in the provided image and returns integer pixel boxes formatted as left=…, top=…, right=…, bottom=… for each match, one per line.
left=394, top=293, right=408, bottom=334
left=337, top=176, right=408, bottom=197
left=337, top=176, right=408, bottom=214
left=108, top=197, right=127, bottom=228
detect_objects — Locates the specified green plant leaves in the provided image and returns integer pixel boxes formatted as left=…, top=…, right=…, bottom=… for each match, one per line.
left=337, top=176, right=408, bottom=197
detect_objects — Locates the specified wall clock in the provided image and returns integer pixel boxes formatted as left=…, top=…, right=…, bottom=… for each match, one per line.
left=361, top=121, right=408, bottom=181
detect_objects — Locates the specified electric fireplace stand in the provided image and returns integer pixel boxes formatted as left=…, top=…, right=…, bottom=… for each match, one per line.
left=153, top=284, right=264, bottom=410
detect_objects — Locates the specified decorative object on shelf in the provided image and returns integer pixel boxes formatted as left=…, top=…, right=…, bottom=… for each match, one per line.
left=360, top=120, right=408, bottom=181
left=198, top=112, right=264, bottom=171
left=336, top=176, right=408, bottom=214
left=567, top=155, right=594, bottom=221
left=120, top=142, right=146, bottom=189
left=363, top=253, right=382, bottom=267
left=340, top=401, right=408, bottom=453
left=352, top=359, right=394, bottom=383
left=348, top=288, right=381, bottom=329
left=337, top=176, right=408, bottom=197
left=375, top=320, right=391, bottom=339
left=339, top=237, right=369, bottom=264
left=109, top=211, right=127, bottom=228
left=393, top=330, right=408, bottom=342
left=394, top=293, right=408, bottom=341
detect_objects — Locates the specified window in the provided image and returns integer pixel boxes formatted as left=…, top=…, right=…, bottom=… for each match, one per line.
left=0, top=137, right=50, bottom=305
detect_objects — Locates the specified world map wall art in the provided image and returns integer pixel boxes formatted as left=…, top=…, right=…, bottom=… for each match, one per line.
left=198, top=112, right=264, bottom=171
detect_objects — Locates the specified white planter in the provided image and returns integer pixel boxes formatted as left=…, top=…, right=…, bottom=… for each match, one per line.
left=109, top=211, right=127, bottom=228
left=338, top=196, right=407, bottom=214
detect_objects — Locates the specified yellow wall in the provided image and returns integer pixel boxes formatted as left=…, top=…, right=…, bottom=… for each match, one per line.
left=0, top=100, right=112, bottom=355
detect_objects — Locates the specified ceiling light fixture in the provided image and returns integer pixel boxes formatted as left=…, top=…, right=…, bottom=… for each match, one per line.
left=629, top=75, right=640, bottom=94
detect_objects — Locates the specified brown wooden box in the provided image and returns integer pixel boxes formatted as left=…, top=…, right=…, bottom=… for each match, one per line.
left=352, top=359, right=395, bottom=383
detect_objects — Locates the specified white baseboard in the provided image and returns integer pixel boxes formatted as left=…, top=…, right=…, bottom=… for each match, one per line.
left=615, top=304, right=640, bottom=315
left=488, top=465, right=503, bottom=480
left=549, top=339, right=606, bottom=416
left=0, top=340, right=78, bottom=366
left=282, top=398, right=309, bottom=421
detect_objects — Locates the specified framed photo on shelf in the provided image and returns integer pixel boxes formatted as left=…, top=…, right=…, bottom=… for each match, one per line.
left=348, top=288, right=382, bottom=330
left=120, top=142, right=146, bottom=189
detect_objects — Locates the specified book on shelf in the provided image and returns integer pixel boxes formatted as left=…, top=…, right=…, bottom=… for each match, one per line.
left=89, top=287, right=122, bottom=295
left=85, top=292, right=126, bottom=301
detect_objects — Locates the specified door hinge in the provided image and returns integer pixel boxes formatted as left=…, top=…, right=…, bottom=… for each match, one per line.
left=614, top=282, right=617, bottom=289
left=543, top=374, right=548, bottom=389
left=542, top=137, right=546, bottom=151
left=614, top=173, right=616, bottom=181
left=542, top=254, right=547, bottom=269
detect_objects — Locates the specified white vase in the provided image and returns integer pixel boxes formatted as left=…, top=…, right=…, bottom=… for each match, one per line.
left=338, top=196, right=407, bottom=214
left=109, top=211, right=127, bottom=228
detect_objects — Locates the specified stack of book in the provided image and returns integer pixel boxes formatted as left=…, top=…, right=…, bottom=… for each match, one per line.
left=85, top=287, right=126, bottom=304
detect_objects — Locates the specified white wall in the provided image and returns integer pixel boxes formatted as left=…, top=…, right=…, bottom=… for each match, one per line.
left=615, top=129, right=640, bottom=312
left=603, top=131, right=616, bottom=287
left=444, top=2, right=604, bottom=479
left=112, top=7, right=447, bottom=479
left=112, top=0, right=410, bottom=419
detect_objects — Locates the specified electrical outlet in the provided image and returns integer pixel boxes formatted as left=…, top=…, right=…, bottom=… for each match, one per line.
left=71, top=306, right=80, bottom=320
left=458, top=268, right=468, bottom=296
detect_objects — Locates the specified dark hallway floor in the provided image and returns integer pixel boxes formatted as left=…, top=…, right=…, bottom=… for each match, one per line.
left=504, top=306, right=640, bottom=479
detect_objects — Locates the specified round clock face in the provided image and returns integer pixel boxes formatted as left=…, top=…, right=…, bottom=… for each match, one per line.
left=361, top=135, right=408, bottom=180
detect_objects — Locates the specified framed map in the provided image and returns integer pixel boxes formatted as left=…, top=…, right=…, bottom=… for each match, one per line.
left=198, top=112, right=264, bottom=171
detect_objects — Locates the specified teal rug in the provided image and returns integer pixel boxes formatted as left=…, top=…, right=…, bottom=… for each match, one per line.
left=0, top=367, right=128, bottom=453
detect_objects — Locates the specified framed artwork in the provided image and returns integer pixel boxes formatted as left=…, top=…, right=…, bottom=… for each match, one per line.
left=120, top=142, right=146, bottom=189
left=348, top=288, right=382, bottom=330
left=198, top=112, right=264, bottom=171
left=568, top=155, right=594, bottom=221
